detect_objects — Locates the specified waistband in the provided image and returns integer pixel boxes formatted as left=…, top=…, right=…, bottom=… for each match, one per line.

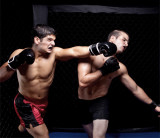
left=17, top=92, right=48, bottom=105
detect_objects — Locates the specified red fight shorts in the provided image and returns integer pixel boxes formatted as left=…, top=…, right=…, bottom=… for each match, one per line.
left=14, top=92, right=48, bottom=128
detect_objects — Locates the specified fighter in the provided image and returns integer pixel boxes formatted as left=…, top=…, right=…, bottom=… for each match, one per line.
left=0, top=24, right=117, bottom=138
left=77, top=30, right=160, bottom=138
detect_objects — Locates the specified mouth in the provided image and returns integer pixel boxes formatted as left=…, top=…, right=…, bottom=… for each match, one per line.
left=48, top=45, right=53, bottom=50
left=123, top=46, right=126, bottom=51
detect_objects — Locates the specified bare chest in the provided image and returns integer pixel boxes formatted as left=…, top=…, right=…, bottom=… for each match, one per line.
left=91, top=55, right=108, bottom=71
left=18, top=58, right=56, bottom=80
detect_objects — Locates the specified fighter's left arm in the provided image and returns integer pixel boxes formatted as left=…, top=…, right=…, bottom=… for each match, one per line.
left=119, top=64, right=160, bottom=116
left=54, top=46, right=90, bottom=61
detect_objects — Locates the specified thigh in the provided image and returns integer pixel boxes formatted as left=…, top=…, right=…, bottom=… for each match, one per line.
left=93, top=119, right=109, bottom=131
left=91, top=96, right=110, bottom=120
left=14, top=93, right=45, bottom=128
left=78, top=99, right=93, bottom=125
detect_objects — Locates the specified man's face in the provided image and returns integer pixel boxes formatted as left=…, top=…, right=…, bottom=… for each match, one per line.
left=38, top=34, right=56, bottom=53
left=111, top=32, right=129, bottom=54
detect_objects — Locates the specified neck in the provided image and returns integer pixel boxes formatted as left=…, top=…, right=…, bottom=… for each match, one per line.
left=32, top=45, right=50, bottom=59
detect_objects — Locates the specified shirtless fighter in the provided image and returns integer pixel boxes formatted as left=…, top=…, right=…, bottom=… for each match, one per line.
left=0, top=24, right=117, bottom=138
left=78, top=30, right=160, bottom=138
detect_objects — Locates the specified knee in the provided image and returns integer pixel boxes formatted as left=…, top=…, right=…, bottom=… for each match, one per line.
left=27, top=124, right=49, bottom=138
left=93, top=131, right=106, bottom=138
left=36, top=128, right=49, bottom=137
left=18, top=124, right=26, bottom=132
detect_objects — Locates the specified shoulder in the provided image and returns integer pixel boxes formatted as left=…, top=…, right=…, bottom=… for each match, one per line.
left=13, top=49, right=24, bottom=53
left=119, top=62, right=126, bottom=69
left=9, top=49, right=24, bottom=58
left=119, top=62, right=128, bottom=74
left=52, top=46, right=64, bottom=60
left=52, top=46, right=64, bottom=55
left=78, top=57, right=91, bottom=64
left=78, top=54, right=97, bottom=64
left=53, top=46, right=63, bottom=52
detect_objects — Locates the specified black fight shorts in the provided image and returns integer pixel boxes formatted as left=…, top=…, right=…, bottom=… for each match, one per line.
left=78, top=95, right=110, bottom=125
left=14, top=93, right=48, bottom=128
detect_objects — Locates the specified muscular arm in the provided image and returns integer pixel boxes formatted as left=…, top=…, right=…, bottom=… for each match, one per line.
left=119, top=64, right=152, bottom=104
left=78, top=58, right=102, bottom=88
left=55, top=46, right=90, bottom=61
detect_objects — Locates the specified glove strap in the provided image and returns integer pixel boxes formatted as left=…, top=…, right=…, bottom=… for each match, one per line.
left=149, top=101, right=157, bottom=110
left=96, top=43, right=100, bottom=54
left=89, top=43, right=100, bottom=55
left=8, top=57, right=16, bottom=70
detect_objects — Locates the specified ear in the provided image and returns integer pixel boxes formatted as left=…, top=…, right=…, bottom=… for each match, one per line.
left=34, top=36, right=40, bottom=44
left=109, top=36, right=116, bottom=43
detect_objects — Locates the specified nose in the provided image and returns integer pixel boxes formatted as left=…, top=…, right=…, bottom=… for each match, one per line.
left=51, top=41, right=55, bottom=46
left=125, top=41, right=128, bottom=47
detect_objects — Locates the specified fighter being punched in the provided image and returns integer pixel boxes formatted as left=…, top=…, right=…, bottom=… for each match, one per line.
left=0, top=24, right=117, bottom=138
left=78, top=30, right=160, bottom=138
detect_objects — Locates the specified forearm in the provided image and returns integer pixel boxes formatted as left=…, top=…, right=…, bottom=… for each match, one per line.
left=72, top=46, right=90, bottom=58
left=133, top=86, right=160, bottom=116
left=132, top=86, right=152, bottom=104
left=0, top=62, right=15, bottom=82
left=121, top=71, right=160, bottom=115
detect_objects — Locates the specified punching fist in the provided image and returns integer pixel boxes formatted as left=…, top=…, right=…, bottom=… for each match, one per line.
left=99, top=57, right=120, bottom=76
left=8, top=49, right=35, bottom=70
left=89, top=42, right=117, bottom=57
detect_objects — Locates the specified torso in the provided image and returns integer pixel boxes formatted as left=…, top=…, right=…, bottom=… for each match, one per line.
left=17, top=48, right=57, bottom=100
left=78, top=55, right=123, bottom=100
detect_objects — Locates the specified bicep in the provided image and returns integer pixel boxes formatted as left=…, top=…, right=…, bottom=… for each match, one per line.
left=55, top=46, right=89, bottom=61
left=55, top=47, right=73, bottom=61
left=78, top=59, right=91, bottom=81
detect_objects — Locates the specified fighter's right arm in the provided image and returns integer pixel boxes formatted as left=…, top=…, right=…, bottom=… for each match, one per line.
left=78, top=58, right=102, bottom=88
left=78, top=57, right=120, bottom=87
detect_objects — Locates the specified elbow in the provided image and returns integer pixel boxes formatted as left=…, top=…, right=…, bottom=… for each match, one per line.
left=79, top=81, right=90, bottom=88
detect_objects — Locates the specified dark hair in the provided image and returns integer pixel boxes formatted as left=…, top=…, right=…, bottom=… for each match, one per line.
left=31, top=24, right=56, bottom=44
left=107, top=30, right=129, bottom=41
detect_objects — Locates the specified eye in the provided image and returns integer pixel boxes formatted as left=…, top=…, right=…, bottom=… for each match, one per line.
left=123, top=38, right=128, bottom=42
left=48, top=38, right=53, bottom=42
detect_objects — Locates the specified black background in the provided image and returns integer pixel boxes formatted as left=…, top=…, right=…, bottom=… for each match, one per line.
left=0, top=0, right=159, bottom=137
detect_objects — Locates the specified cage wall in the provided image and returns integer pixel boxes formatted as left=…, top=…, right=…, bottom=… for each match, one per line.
left=0, top=3, right=159, bottom=137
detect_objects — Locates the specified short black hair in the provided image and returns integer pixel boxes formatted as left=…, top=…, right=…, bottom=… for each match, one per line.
left=31, top=24, right=56, bottom=44
left=108, top=30, right=129, bottom=41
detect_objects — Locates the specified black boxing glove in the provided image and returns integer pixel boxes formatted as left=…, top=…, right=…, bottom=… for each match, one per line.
left=99, top=57, right=120, bottom=76
left=8, top=49, right=35, bottom=70
left=89, top=42, right=117, bottom=57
